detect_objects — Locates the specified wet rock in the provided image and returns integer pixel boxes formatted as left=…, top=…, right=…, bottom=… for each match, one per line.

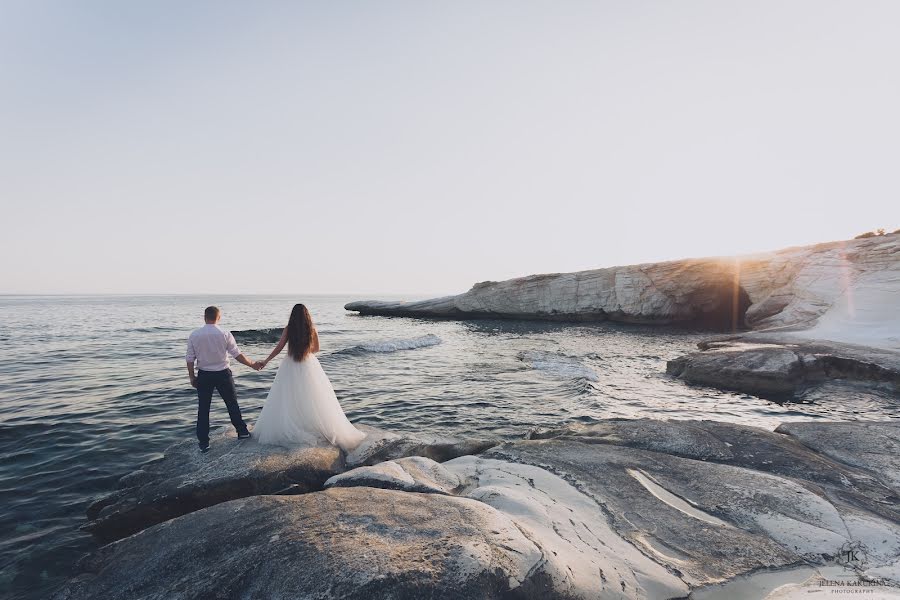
left=82, top=426, right=500, bottom=543
left=57, top=488, right=556, bottom=600
left=667, top=338, right=900, bottom=399
left=82, top=430, right=343, bottom=543
left=666, top=343, right=807, bottom=398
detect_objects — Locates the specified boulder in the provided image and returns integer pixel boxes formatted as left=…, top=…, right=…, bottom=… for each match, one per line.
left=57, top=488, right=555, bottom=600
left=667, top=338, right=900, bottom=399
left=666, top=343, right=805, bottom=397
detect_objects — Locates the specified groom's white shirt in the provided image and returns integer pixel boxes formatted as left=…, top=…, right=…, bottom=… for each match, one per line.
left=186, top=324, right=242, bottom=371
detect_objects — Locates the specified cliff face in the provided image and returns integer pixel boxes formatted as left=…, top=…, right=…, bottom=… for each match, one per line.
left=346, top=233, right=900, bottom=342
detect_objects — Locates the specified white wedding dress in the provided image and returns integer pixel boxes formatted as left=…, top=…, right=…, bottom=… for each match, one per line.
left=253, top=354, right=366, bottom=452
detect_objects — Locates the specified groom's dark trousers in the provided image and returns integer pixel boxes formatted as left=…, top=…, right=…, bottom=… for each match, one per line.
left=196, top=368, right=249, bottom=445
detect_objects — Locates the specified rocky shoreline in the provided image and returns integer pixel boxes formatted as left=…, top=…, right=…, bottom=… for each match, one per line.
left=57, top=419, right=900, bottom=599
left=345, top=234, right=899, bottom=332
left=55, top=234, right=900, bottom=598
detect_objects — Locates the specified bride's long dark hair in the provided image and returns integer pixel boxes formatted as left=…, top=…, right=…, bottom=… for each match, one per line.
left=286, top=303, right=314, bottom=361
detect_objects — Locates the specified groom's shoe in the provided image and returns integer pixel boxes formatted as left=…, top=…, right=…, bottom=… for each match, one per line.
left=199, top=442, right=210, bottom=453
left=238, top=432, right=251, bottom=440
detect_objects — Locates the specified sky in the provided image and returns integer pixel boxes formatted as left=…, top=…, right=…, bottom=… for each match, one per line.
left=1, top=1, right=898, bottom=295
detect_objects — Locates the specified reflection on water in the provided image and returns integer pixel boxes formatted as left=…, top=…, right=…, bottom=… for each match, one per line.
left=0, top=294, right=896, bottom=600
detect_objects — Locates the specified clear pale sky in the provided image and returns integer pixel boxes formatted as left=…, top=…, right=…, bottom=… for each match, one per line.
left=1, top=1, right=897, bottom=295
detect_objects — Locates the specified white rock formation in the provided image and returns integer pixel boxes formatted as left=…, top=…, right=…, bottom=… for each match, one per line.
left=346, top=233, right=900, bottom=349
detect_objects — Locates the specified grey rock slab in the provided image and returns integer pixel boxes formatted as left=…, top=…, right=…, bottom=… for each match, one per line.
left=57, top=488, right=557, bottom=600
left=666, top=343, right=806, bottom=398
left=527, top=418, right=738, bottom=461
left=483, top=439, right=799, bottom=586
left=529, top=418, right=900, bottom=525
left=82, top=429, right=344, bottom=543
left=483, top=422, right=900, bottom=587
left=776, top=421, right=900, bottom=491
left=62, top=419, right=900, bottom=598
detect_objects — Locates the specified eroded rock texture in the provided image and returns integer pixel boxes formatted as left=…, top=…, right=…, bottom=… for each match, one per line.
left=59, top=419, right=900, bottom=599
left=347, top=233, right=900, bottom=341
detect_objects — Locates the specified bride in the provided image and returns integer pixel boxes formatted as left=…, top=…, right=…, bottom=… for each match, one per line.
left=253, top=303, right=366, bottom=452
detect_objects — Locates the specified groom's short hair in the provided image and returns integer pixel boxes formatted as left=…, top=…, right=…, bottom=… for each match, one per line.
left=204, top=306, right=220, bottom=322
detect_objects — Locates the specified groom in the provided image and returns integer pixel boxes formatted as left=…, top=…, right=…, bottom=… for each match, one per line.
left=185, top=306, right=262, bottom=453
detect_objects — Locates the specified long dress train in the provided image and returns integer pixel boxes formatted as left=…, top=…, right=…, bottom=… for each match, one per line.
left=253, top=354, right=366, bottom=452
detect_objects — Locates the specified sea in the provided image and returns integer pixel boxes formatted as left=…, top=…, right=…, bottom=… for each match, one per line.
left=1, top=294, right=897, bottom=600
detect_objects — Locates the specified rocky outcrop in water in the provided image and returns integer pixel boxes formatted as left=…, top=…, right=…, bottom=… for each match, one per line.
left=345, top=233, right=900, bottom=341
left=59, top=419, right=900, bottom=599
left=666, top=334, right=900, bottom=399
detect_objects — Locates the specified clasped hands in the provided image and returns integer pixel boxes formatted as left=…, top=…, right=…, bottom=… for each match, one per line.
left=251, top=360, right=268, bottom=371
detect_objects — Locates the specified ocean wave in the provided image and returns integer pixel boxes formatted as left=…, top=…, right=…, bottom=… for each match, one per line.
left=232, top=327, right=354, bottom=344
left=231, top=328, right=283, bottom=343
left=518, top=350, right=600, bottom=382
left=337, top=334, right=442, bottom=354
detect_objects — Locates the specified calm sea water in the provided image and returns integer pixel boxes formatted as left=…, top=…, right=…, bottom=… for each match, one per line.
left=1, top=294, right=897, bottom=600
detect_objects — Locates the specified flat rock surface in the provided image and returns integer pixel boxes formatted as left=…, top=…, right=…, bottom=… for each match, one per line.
left=84, top=425, right=499, bottom=543
left=83, top=429, right=344, bottom=543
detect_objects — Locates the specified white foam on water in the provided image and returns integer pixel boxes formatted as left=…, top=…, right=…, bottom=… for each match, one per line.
left=518, top=350, right=600, bottom=381
left=353, top=334, right=442, bottom=353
